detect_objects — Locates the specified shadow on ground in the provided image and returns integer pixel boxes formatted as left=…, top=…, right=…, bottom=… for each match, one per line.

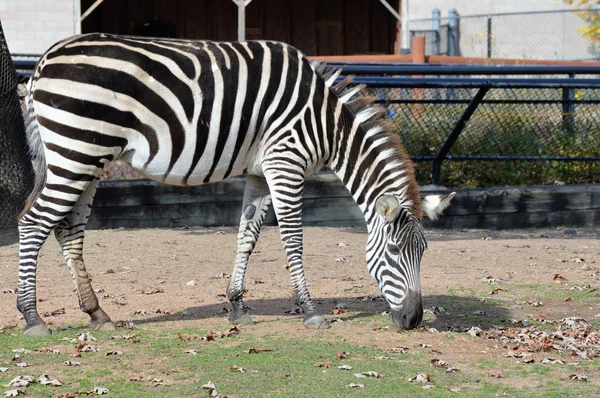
left=129, top=294, right=513, bottom=332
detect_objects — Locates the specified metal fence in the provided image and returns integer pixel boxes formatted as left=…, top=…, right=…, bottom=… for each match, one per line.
left=410, top=8, right=600, bottom=61
left=333, top=64, right=600, bottom=185
left=13, top=59, right=600, bottom=187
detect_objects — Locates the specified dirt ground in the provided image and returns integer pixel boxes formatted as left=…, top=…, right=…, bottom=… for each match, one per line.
left=1, top=226, right=600, bottom=388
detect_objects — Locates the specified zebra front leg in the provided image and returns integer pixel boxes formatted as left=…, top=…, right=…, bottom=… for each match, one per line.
left=227, top=175, right=272, bottom=325
left=264, top=169, right=329, bottom=329
left=54, top=179, right=115, bottom=331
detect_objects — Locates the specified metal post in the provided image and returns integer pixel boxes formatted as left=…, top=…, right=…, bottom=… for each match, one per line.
left=432, top=8, right=441, bottom=56
left=73, top=0, right=81, bottom=35
left=562, top=72, right=575, bottom=135
left=401, top=0, right=410, bottom=54
left=431, top=87, right=489, bottom=186
left=238, top=0, right=246, bottom=41
left=448, top=8, right=458, bottom=57
left=487, top=14, right=492, bottom=58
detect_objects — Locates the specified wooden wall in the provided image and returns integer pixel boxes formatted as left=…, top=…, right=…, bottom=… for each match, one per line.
left=81, top=0, right=400, bottom=56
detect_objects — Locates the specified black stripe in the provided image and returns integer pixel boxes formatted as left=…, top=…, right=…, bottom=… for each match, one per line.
left=204, top=43, right=239, bottom=183
left=38, top=194, right=76, bottom=207
left=39, top=64, right=185, bottom=177
left=50, top=33, right=196, bottom=80
left=45, top=143, right=113, bottom=168
left=37, top=115, right=128, bottom=149
left=34, top=90, right=158, bottom=165
left=185, top=43, right=215, bottom=184
left=46, top=184, right=83, bottom=195
left=223, top=42, right=264, bottom=179
left=48, top=165, right=96, bottom=181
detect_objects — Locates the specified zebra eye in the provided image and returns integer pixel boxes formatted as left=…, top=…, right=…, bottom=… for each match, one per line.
left=388, top=245, right=400, bottom=255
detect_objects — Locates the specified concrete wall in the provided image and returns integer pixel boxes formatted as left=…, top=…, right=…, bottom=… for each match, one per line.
left=409, top=0, right=571, bottom=20
left=409, top=0, right=596, bottom=60
left=87, top=173, right=600, bottom=230
left=0, top=0, right=75, bottom=54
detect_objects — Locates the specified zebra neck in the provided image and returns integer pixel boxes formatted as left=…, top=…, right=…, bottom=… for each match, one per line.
left=330, top=123, right=413, bottom=218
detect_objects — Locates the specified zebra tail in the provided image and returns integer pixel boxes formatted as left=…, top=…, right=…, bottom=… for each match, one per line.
left=18, top=80, right=47, bottom=220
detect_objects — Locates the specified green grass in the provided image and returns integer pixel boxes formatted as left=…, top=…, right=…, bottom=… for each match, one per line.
left=2, top=323, right=598, bottom=398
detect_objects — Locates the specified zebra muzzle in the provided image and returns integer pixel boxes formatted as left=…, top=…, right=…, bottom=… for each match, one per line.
left=391, top=289, right=423, bottom=330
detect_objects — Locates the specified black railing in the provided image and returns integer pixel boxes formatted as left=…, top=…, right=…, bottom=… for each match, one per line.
left=14, top=58, right=600, bottom=186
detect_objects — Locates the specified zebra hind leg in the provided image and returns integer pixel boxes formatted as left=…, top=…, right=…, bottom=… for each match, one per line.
left=227, top=175, right=272, bottom=325
left=264, top=168, right=329, bottom=329
left=54, top=179, right=115, bottom=331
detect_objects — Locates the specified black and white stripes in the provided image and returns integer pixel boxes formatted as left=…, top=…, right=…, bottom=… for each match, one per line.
left=17, top=33, right=453, bottom=335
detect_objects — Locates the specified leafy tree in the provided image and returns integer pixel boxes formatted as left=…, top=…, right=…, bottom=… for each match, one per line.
left=563, top=0, right=600, bottom=47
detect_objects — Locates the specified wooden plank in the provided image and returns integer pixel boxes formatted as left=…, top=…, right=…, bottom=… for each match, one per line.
left=369, top=0, right=393, bottom=54
left=316, top=0, right=343, bottom=55
left=343, top=0, right=369, bottom=55
left=263, top=0, right=291, bottom=43
left=182, top=0, right=211, bottom=39
left=213, top=0, right=236, bottom=41
left=291, top=0, right=317, bottom=55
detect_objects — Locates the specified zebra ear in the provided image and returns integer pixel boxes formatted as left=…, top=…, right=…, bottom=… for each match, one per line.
left=422, top=192, right=456, bottom=220
left=375, top=194, right=401, bottom=223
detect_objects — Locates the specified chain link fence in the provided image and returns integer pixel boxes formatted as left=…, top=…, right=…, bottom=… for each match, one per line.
left=0, top=21, right=34, bottom=228
left=410, top=9, right=600, bottom=61
left=373, top=82, right=600, bottom=187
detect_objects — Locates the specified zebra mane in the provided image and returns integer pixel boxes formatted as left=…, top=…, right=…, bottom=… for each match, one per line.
left=311, top=62, right=422, bottom=219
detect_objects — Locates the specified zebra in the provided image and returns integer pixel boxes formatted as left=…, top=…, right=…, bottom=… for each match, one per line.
left=17, top=33, right=454, bottom=336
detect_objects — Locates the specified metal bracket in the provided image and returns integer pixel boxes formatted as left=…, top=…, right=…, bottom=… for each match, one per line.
left=431, top=87, right=489, bottom=185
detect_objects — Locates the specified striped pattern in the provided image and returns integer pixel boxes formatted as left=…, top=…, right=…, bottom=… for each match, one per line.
left=17, top=33, right=427, bottom=334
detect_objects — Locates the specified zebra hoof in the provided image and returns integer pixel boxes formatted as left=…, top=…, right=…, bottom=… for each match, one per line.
left=303, top=314, right=330, bottom=329
left=229, top=311, right=255, bottom=326
left=24, top=323, right=51, bottom=336
left=89, top=320, right=117, bottom=332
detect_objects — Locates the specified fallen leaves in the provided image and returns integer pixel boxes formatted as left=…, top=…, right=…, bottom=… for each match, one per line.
left=38, top=374, right=62, bottom=386
left=408, top=374, right=432, bottom=383
left=41, top=307, right=65, bottom=317
left=141, top=287, right=164, bottom=295
left=347, top=383, right=364, bottom=388
left=569, top=374, right=588, bottom=381
left=246, top=348, right=273, bottom=354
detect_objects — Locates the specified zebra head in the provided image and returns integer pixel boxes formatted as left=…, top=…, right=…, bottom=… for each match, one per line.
left=368, top=192, right=455, bottom=329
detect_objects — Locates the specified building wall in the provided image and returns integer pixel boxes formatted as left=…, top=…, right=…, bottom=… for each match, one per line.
left=409, top=0, right=571, bottom=20
left=0, top=0, right=75, bottom=55
left=409, top=0, right=597, bottom=61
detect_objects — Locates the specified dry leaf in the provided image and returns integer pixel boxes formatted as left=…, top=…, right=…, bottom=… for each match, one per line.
left=246, top=348, right=273, bottom=354
left=314, top=362, right=331, bottom=368
left=553, top=274, right=567, bottom=282
left=141, top=288, right=164, bottom=295
left=337, top=241, right=349, bottom=247
left=92, top=387, right=109, bottom=395
left=336, top=351, right=347, bottom=360
left=3, top=389, right=24, bottom=397
left=63, top=360, right=80, bottom=366
left=419, top=343, right=432, bottom=348
left=329, top=308, right=346, bottom=315
left=284, top=308, right=302, bottom=314
left=104, top=351, right=122, bottom=356
left=7, top=376, right=33, bottom=388
left=0, top=368, right=7, bottom=372
left=38, top=373, right=63, bottom=386
left=391, top=347, right=409, bottom=354
left=564, top=297, right=573, bottom=302
left=430, top=359, right=450, bottom=368
left=491, top=288, right=506, bottom=295
left=569, top=374, right=588, bottom=381
left=229, top=365, right=246, bottom=373
left=522, top=359, right=535, bottom=364
left=408, top=374, right=432, bottom=383
left=466, top=326, right=482, bottom=337
left=358, top=371, right=384, bottom=378
left=347, top=383, right=364, bottom=388
left=185, top=349, right=197, bottom=356
left=42, top=307, right=66, bottom=317
left=338, top=365, right=353, bottom=370
left=14, top=363, right=29, bottom=368
left=104, top=269, right=115, bottom=274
